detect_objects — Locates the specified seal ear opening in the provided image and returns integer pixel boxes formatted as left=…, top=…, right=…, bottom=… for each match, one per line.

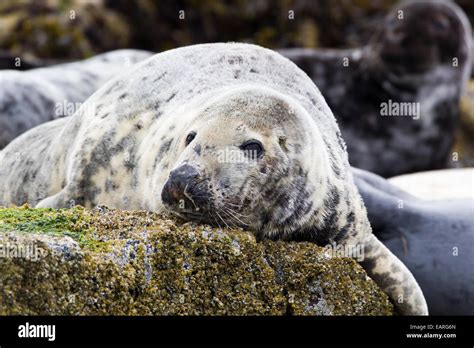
left=278, top=136, right=289, bottom=152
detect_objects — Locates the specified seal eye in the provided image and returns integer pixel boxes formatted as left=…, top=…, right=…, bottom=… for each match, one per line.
left=185, top=131, right=196, bottom=146
left=240, top=140, right=264, bottom=159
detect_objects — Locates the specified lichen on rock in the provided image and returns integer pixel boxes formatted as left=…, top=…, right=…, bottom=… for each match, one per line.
left=0, top=205, right=394, bottom=315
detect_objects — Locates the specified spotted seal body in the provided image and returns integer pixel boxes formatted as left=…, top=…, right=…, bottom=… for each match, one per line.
left=0, top=49, right=153, bottom=149
left=0, top=43, right=427, bottom=315
left=281, top=0, right=472, bottom=177
left=353, top=168, right=474, bottom=315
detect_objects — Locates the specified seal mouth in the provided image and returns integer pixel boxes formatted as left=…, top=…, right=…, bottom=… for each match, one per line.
left=170, top=209, right=209, bottom=223
left=179, top=211, right=205, bottom=219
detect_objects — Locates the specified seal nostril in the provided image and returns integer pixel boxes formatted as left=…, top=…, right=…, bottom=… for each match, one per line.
left=161, top=164, right=210, bottom=210
left=169, top=186, right=183, bottom=201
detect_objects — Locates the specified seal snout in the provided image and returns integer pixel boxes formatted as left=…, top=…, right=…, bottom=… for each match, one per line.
left=161, top=163, right=211, bottom=214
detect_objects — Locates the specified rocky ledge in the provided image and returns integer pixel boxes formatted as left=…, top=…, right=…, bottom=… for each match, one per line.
left=0, top=205, right=393, bottom=315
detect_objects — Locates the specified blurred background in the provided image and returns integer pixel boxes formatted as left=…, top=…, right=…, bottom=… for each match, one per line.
left=0, top=0, right=473, bottom=64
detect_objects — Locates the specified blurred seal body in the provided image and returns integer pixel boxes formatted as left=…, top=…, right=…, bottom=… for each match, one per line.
left=0, top=43, right=427, bottom=315
left=354, top=168, right=474, bottom=315
left=0, top=49, right=153, bottom=148
left=282, top=0, right=472, bottom=176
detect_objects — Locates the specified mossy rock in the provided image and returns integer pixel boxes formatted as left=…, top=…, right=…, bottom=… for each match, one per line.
left=0, top=205, right=394, bottom=315
left=0, top=0, right=130, bottom=62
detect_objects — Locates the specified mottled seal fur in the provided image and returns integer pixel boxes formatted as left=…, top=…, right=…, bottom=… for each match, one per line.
left=281, top=0, right=472, bottom=177
left=0, top=49, right=152, bottom=149
left=0, top=43, right=427, bottom=315
left=353, top=168, right=474, bottom=315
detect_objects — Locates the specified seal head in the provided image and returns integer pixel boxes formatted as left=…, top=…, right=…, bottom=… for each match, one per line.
left=372, top=0, right=471, bottom=79
left=160, top=86, right=333, bottom=240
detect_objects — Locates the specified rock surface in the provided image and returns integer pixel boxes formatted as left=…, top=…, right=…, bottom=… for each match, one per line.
left=0, top=205, right=394, bottom=315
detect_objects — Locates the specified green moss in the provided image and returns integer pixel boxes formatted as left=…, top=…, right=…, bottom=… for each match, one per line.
left=0, top=205, right=108, bottom=251
left=0, top=205, right=82, bottom=234
left=0, top=206, right=394, bottom=315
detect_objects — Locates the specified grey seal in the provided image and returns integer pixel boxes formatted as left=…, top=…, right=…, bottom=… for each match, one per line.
left=0, top=43, right=427, bottom=315
left=0, top=49, right=153, bottom=149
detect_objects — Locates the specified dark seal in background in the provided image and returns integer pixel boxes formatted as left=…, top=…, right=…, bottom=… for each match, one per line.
left=282, top=1, right=472, bottom=177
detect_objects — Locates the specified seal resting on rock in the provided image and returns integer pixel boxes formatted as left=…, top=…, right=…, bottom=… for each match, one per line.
left=353, top=168, right=474, bottom=315
left=0, top=49, right=153, bottom=149
left=281, top=0, right=472, bottom=177
left=0, top=43, right=427, bottom=315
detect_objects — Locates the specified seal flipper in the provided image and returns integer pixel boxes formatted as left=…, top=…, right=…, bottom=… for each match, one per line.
left=359, top=233, right=428, bottom=315
left=36, top=188, right=73, bottom=209
left=350, top=169, right=428, bottom=314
